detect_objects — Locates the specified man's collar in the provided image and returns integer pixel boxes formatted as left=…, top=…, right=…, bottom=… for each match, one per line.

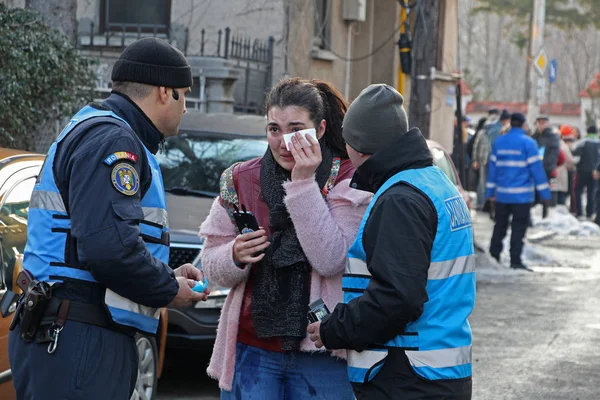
left=103, top=92, right=165, bottom=154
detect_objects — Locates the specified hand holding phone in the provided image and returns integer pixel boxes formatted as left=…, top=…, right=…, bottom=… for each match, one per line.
left=231, top=204, right=270, bottom=265
left=307, top=298, right=330, bottom=323
left=232, top=204, right=260, bottom=234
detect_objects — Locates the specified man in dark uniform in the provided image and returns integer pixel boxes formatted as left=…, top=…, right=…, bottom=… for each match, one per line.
left=573, top=125, right=600, bottom=219
left=9, top=38, right=209, bottom=399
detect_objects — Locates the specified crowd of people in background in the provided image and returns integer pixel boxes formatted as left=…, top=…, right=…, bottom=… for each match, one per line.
left=460, top=108, right=600, bottom=226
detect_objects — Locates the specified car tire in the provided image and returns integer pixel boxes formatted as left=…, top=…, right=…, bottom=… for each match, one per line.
left=131, top=333, right=158, bottom=400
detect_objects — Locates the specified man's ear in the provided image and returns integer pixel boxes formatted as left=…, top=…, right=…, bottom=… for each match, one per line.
left=157, top=86, right=170, bottom=104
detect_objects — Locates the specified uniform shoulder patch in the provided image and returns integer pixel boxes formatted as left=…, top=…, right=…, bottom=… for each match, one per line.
left=104, top=151, right=139, bottom=166
left=111, top=163, right=140, bottom=196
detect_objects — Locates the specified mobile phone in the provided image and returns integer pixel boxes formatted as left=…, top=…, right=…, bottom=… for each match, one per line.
left=307, top=298, right=330, bottom=323
left=232, top=204, right=260, bottom=234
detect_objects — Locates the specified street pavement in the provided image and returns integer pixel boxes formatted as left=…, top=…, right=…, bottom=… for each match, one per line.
left=158, top=210, right=600, bottom=400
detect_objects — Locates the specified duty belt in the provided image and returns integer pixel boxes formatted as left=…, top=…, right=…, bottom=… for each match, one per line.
left=41, top=297, right=136, bottom=336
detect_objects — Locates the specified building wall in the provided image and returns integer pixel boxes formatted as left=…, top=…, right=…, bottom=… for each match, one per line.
left=288, top=0, right=399, bottom=102
left=76, top=0, right=285, bottom=82
left=302, top=0, right=347, bottom=92
left=0, top=0, right=24, bottom=7
left=368, top=1, right=399, bottom=91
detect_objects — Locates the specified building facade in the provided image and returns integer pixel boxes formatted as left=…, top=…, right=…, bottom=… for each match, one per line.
left=3, top=0, right=462, bottom=148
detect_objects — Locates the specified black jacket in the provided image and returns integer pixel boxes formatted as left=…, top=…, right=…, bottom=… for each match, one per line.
left=533, top=128, right=560, bottom=178
left=320, top=129, right=472, bottom=399
left=52, top=92, right=178, bottom=308
left=572, top=138, right=600, bottom=173
left=320, top=128, right=436, bottom=351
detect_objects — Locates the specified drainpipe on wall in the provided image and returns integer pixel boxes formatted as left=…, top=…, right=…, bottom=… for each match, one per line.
left=344, top=22, right=354, bottom=100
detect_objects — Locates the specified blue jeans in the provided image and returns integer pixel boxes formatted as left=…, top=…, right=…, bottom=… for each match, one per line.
left=221, top=342, right=355, bottom=400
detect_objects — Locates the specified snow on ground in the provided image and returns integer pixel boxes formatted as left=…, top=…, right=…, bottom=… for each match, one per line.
left=472, top=204, right=600, bottom=279
left=531, top=205, right=600, bottom=236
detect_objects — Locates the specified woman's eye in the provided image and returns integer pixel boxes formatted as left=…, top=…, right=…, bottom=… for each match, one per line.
left=268, top=127, right=279, bottom=133
left=292, top=127, right=302, bottom=132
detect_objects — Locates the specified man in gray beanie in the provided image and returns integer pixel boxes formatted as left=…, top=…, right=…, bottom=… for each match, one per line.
left=9, top=37, right=209, bottom=400
left=309, top=84, right=475, bottom=400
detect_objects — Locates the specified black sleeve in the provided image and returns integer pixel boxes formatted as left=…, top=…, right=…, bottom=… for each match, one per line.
left=543, top=133, right=560, bottom=176
left=320, top=184, right=436, bottom=351
left=466, top=132, right=477, bottom=159
left=59, top=125, right=179, bottom=308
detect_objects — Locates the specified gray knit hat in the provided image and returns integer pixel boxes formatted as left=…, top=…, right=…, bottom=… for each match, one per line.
left=342, top=84, right=409, bottom=154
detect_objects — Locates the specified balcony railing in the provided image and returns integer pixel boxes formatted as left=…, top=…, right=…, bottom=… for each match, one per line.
left=77, top=23, right=273, bottom=64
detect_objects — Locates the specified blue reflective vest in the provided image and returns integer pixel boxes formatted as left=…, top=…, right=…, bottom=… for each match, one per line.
left=23, top=106, right=170, bottom=334
left=342, top=166, right=476, bottom=384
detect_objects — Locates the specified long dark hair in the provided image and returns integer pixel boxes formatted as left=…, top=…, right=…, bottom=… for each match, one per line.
left=265, top=77, right=349, bottom=158
left=476, top=117, right=487, bottom=132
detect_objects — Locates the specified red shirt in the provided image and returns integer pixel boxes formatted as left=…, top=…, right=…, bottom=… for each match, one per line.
left=236, top=265, right=283, bottom=352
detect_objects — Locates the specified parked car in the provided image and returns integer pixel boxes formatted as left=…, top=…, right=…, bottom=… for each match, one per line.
left=0, top=149, right=47, bottom=399
left=155, top=112, right=268, bottom=351
left=0, top=148, right=171, bottom=400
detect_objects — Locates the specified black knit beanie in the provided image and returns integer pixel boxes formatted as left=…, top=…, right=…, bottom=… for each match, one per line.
left=342, top=84, right=409, bottom=154
left=111, top=38, right=192, bottom=88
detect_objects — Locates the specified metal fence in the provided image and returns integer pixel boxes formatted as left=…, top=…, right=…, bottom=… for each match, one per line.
left=78, top=24, right=274, bottom=115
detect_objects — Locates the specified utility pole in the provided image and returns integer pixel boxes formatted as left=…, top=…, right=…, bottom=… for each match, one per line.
left=525, top=0, right=547, bottom=125
left=408, top=0, right=440, bottom=139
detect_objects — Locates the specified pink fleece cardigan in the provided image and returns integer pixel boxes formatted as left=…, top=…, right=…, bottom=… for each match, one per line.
left=199, top=176, right=372, bottom=391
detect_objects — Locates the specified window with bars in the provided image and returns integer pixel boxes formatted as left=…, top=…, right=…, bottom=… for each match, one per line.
left=314, top=0, right=331, bottom=50
left=100, top=0, right=171, bottom=33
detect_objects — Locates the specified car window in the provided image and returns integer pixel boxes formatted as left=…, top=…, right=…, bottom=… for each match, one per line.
left=0, top=177, right=36, bottom=292
left=156, top=134, right=268, bottom=194
left=430, top=147, right=458, bottom=186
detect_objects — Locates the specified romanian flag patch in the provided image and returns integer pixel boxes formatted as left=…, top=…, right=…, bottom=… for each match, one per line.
left=104, top=151, right=138, bottom=166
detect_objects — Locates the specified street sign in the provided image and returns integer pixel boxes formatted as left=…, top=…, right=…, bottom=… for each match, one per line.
left=533, top=49, right=548, bottom=77
left=549, top=59, right=557, bottom=83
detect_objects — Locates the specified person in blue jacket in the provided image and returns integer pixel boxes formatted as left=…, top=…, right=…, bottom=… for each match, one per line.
left=485, top=113, right=551, bottom=270
left=8, top=38, right=209, bottom=400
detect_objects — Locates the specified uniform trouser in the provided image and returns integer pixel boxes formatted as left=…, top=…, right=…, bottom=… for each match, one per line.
left=476, top=166, right=488, bottom=209
left=489, top=202, right=531, bottom=265
left=351, top=348, right=472, bottom=400
left=595, top=184, right=600, bottom=225
left=568, top=170, right=577, bottom=213
left=575, top=171, right=597, bottom=217
left=9, top=320, right=137, bottom=400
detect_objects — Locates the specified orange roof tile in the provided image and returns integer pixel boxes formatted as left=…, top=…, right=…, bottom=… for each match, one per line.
left=579, top=72, right=600, bottom=98
left=466, top=101, right=581, bottom=116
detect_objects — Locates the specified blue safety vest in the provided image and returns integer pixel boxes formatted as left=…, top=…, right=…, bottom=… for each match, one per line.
left=23, top=106, right=170, bottom=334
left=342, top=166, right=476, bottom=384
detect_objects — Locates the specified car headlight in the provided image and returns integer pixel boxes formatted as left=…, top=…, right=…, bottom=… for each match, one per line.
left=194, top=296, right=226, bottom=309
left=194, top=286, right=230, bottom=309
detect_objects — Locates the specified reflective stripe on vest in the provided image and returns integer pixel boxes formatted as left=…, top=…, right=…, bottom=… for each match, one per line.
left=23, top=105, right=169, bottom=334
left=342, top=166, right=475, bottom=384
